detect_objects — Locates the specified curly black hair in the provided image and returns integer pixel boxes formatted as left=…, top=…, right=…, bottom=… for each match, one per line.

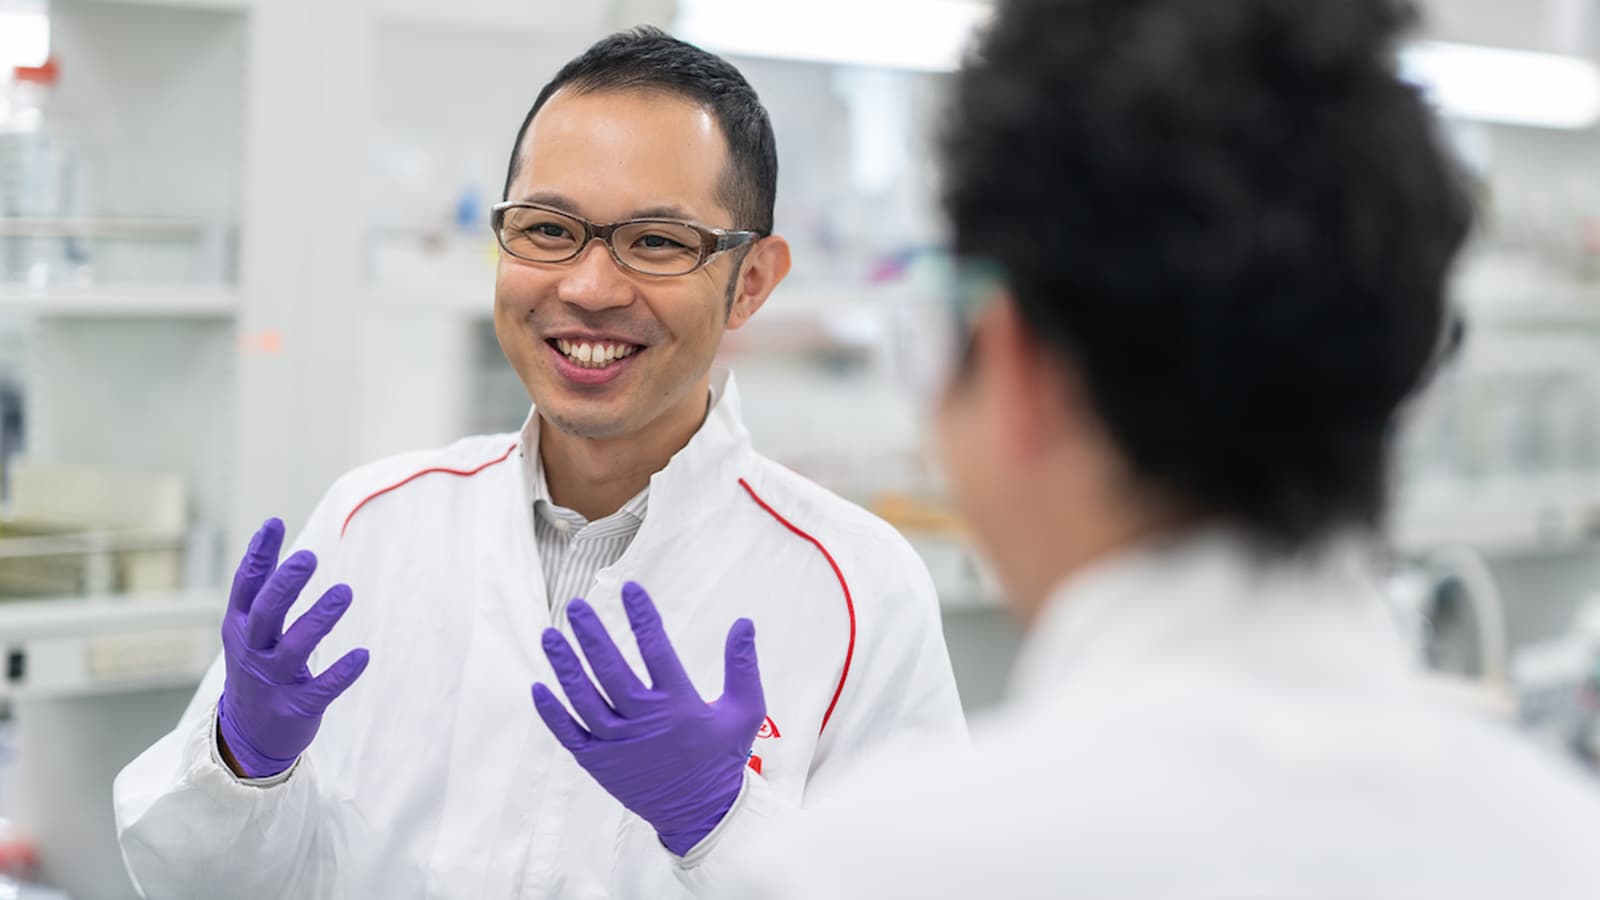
left=504, top=27, right=778, bottom=236
left=945, top=0, right=1473, bottom=547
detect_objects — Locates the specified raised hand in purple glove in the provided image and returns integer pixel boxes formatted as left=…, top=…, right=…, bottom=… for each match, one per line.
left=217, top=517, right=371, bottom=779
left=531, top=581, right=765, bottom=856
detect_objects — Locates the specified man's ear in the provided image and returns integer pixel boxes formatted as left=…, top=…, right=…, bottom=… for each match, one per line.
left=979, top=295, right=1085, bottom=463
left=726, top=236, right=792, bottom=330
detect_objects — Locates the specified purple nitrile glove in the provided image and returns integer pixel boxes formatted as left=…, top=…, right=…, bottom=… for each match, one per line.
left=531, top=581, right=765, bottom=856
left=217, top=517, right=371, bottom=779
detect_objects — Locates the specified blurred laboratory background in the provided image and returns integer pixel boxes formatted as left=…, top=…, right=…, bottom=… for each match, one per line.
left=0, top=0, right=1597, bottom=896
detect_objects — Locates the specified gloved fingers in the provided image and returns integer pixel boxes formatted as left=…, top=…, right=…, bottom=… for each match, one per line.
left=566, top=599, right=650, bottom=714
left=300, top=647, right=371, bottom=713
left=278, top=583, right=355, bottom=667
left=542, top=628, right=628, bottom=738
left=244, top=550, right=319, bottom=650
left=228, top=518, right=285, bottom=616
left=532, top=682, right=593, bottom=752
left=621, top=582, right=693, bottom=695
left=718, top=617, right=765, bottom=719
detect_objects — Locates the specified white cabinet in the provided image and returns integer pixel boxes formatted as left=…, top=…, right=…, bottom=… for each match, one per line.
left=2, top=0, right=252, bottom=610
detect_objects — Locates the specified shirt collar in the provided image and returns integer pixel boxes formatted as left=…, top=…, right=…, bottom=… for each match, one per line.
left=1007, top=528, right=1409, bottom=706
left=515, top=367, right=745, bottom=530
left=523, top=419, right=650, bottom=534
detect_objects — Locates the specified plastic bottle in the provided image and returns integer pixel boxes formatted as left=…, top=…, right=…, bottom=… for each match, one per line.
left=0, top=68, right=19, bottom=281
left=0, top=58, right=86, bottom=289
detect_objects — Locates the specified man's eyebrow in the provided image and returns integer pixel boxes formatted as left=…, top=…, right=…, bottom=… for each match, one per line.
left=628, top=205, right=697, bottom=221
left=511, top=193, right=701, bottom=223
left=516, top=191, right=581, bottom=214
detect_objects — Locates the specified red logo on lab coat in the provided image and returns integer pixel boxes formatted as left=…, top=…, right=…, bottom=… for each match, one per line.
left=757, top=716, right=780, bottom=739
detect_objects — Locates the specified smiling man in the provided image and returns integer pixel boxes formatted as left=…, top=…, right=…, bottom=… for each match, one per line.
left=113, top=28, right=965, bottom=899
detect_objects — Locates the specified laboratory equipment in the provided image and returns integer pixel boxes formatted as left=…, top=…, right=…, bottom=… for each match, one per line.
left=1, top=462, right=188, bottom=598
left=0, top=57, right=88, bottom=289
left=1, top=592, right=220, bottom=900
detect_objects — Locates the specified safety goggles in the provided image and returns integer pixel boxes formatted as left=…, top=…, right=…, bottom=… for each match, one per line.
left=888, top=255, right=1009, bottom=409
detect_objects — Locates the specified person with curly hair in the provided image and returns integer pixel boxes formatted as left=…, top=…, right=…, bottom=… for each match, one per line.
left=725, top=0, right=1600, bottom=896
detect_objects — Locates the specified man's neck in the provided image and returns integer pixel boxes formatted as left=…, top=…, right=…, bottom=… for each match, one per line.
left=1002, top=489, right=1181, bottom=628
left=538, top=380, right=713, bottom=522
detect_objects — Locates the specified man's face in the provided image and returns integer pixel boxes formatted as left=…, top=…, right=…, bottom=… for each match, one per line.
left=936, top=330, right=1009, bottom=576
left=495, top=88, right=758, bottom=442
left=935, top=298, right=1073, bottom=615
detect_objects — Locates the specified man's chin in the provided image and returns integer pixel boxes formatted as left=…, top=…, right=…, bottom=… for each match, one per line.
left=537, top=404, right=637, bottom=443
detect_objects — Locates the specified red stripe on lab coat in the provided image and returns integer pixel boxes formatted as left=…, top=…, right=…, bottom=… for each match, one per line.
left=340, top=443, right=519, bottom=538
left=737, top=478, right=857, bottom=737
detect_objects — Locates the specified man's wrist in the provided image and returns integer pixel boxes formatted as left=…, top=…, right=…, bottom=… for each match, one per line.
left=659, top=771, right=749, bottom=857
left=213, top=701, right=299, bottom=785
left=216, top=718, right=248, bottom=778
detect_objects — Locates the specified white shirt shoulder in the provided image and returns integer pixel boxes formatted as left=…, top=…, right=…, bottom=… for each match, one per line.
left=739, top=533, right=1600, bottom=900
left=316, top=432, right=522, bottom=534
left=758, top=686, right=1600, bottom=900
left=736, top=454, right=935, bottom=607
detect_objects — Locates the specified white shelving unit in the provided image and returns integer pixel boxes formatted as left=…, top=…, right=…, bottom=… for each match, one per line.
left=1, top=5, right=373, bottom=893
left=1393, top=475, right=1600, bottom=555
left=370, top=278, right=496, bottom=318
left=90, top=0, right=253, bottom=9
left=1453, top=253, right=1600, bottom=329
left=0, top=0, right=431, bottom=623
left=0, top=590, right=222, bottom=700
left=0, top=285, right=238, bottom=318
left=3, top=0, right=252, bottom=593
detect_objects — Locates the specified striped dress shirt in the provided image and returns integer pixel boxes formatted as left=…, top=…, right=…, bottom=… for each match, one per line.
left=524, top=444, right=650, bottom=613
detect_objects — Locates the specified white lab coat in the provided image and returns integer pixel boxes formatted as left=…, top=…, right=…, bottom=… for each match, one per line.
left=731, top=530, right=1600, bottom=899
left=112, top=371, right=966, bottom=899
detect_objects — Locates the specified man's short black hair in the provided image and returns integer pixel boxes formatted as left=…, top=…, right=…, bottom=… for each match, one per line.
left=946, top=0, right=1472, bottom=547
left=503, top=26, right=778, bottom=235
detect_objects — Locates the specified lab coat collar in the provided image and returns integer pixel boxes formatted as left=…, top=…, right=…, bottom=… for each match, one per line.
left=513, top=367, right=751, bottom=537
left=1007, top=528, right=1411, bottom=707
left=524, top=424, right=651, bottom=530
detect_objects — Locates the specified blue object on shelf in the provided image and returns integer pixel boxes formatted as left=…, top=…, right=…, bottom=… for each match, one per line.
left=455, top=184, right=484, bottom=231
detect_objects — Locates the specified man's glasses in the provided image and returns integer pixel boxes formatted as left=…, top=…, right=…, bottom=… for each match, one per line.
left=491, top=201, right=764, bottom=277
left=890, top=256, right=1008, bottom=409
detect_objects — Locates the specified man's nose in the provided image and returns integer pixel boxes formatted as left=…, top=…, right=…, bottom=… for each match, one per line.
left=555, top=239, right=635, bottom=312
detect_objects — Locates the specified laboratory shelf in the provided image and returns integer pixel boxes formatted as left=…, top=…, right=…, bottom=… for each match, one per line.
left=1465, top=300, right=1600, bottom=331
left=0, top=589, right=222, bottom=699
left=1391, top=474, right=1600, bottom=555
left=368, top=280, right=496, bottom=318
left=0, top=589, right=218, bottom=639
left=0, top=217, right=228, bottom=242
left=83, top=0, right=253, bottom=10
left=0, top=285, right=239, bottom=319
left=1454, top=253, right=1600, bottom=330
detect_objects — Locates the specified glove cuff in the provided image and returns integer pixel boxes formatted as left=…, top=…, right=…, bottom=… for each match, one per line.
left=655, top=777, right=743, bottom=856
left=216, top=695, right=302, bottom=779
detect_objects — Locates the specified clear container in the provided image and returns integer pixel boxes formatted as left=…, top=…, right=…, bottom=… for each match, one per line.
left=0, top=58, right=89, bottom=289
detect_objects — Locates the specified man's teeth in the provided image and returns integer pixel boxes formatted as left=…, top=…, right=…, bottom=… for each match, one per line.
left=555, top=339, right=639, bottom=368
